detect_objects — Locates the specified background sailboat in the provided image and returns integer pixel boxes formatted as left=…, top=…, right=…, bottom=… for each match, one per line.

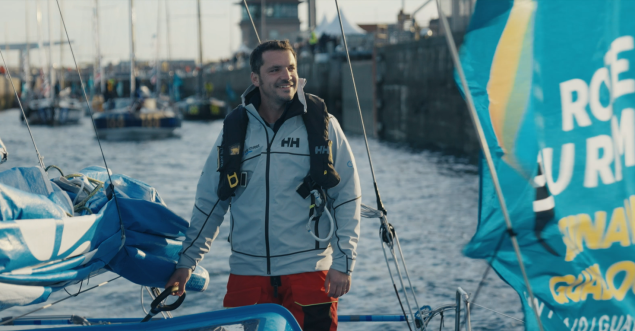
left=93, top=0, right=181, bottom=140
left=176, top=0, right=227, bottom=121
left=24, top=0, right=82, bottom=126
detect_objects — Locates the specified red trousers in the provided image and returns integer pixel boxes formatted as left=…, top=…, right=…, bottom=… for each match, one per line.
left=223, top=271, right=338, bottom=331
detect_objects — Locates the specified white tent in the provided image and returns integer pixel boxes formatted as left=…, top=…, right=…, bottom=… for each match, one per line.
left=314, top=15, right=329, bottom=35
left=319, top=10, right=366, bottom=37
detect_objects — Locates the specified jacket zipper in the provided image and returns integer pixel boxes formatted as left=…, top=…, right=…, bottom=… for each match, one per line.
left=265, top=127, right=279, bottom=275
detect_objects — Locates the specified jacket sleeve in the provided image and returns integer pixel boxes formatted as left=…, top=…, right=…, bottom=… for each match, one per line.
left=177, top=132, right=231, bottom=271
left=326, top=115, right=361, bottom=275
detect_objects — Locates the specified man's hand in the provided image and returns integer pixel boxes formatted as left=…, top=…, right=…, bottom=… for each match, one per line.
left=324, top=268, right=351, bottom=298
left=166, top=268, right=192, bottom=296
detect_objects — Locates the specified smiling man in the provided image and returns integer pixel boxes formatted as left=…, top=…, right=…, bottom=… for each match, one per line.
left=166, top=40, right=361, bottom=330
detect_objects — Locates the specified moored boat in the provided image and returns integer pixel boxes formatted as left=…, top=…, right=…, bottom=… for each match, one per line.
left=94, top=97, right=181, bottom=140
left=177, top=96, right=226, bottom=120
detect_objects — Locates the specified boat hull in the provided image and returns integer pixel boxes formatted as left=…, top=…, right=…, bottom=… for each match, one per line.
left=178, top=98, right=226, bottom=121
left=94, top=112, right=181, bottom=140
left=24, top=99, right=83, bottom=125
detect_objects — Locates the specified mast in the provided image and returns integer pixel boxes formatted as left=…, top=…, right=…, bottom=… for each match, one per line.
left=25, top=1, right=32, bottom=96
left=196, top=0, right=203, bottom=97
left=93, top=0, right=104, bottom=94
left=47, top=0, right=54, bottom=100
left=165, top=0, right=172, bottom=99
left=165, top=0, right=172, bottom=63
left=154, top=1, right=161, bottom=97
left=59, top=0, right=64, bottom=88
left=36, top=0, right=48, bottom=98
left=129, top=0, right=136, bottom=97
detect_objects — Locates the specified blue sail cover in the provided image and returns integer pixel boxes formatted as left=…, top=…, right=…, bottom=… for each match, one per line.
left=459, top=0, right=635, bottom=329
left=0, top=137, right=6, bottom=164
left=0, top=166, right=209, bottom=310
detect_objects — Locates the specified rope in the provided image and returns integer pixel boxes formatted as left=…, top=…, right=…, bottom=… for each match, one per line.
left=434, top=2, right=545, bottom=330
left=0, top=48, right=45, bottom=169
left=333, top=0, right=386, bottom=214
left=55, top=0, right=126, bottom=250
left=242, top=0, right=261, bottom=44
left=45, top=165, right=65, bottom=177
left=63, top=280, right=84, bottom=297
left=0, top=276, right=121, bottom=326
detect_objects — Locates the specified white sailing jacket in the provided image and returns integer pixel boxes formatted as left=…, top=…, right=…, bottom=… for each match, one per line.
left=177, top=80, right=361, bottom=276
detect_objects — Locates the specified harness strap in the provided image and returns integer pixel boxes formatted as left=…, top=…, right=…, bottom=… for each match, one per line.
left=217, top=106, right=249, bottom=201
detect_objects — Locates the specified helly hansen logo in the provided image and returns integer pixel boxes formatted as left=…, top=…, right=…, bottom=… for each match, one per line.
left=315, top=146, right=330, bottom=154
left=281, top=137, right=300, bottom=148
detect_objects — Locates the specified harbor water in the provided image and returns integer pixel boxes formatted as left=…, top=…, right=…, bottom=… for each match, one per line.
left=0, top=109, right=523, bottom=330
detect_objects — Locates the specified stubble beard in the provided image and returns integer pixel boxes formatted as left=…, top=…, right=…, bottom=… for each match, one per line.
left=259, top=77, right=295, bottom=107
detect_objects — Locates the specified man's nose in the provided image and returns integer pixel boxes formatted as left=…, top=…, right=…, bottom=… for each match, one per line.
left=280, top=68, right=292, bottom=80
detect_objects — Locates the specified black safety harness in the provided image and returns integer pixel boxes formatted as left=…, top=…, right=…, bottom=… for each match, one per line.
left=216, top=92, right=341, bottom=202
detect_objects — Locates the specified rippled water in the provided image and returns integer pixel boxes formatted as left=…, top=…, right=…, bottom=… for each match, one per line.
left=0, top=108, right=523, bottom=330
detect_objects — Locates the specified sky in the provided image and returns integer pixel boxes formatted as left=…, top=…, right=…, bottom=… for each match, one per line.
left=0, top=0, right=442, bottom=68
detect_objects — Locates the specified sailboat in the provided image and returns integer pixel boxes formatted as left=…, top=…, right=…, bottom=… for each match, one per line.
left=23, top=0, right=82, bottom=126
left=93, top=0, right=181, bottom=140
left=176, top=0, right=227, bottom=121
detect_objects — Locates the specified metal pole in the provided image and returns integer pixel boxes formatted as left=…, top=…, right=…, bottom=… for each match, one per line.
left=93, top=0, right=99, bottom=94
left=59, top=0, right=64, bottom=88
left=196, top=0, right=203, bottom=97
left=155, top=0, right=161, bottom=97
left=434, top=1, right=545, bottom=330
left=164, top=0, right=172, bottom=99
left=129, top=0, right=135, bottom=97
left=455, top=291, right=461, bottom=331
left=458, top=287, right=471, bottom=331
left=47, top=0, right=54, bottom=101
left=25, top=1, right=32, bottom=95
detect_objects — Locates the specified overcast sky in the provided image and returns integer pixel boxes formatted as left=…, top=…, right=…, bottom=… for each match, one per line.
left=0, top=0, right=442, bottom=68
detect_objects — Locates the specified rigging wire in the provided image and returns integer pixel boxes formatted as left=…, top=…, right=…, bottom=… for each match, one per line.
left=54, top=0, right=126, bottom=249
left=434, top=1, right=545, bottom=330
left=242, top=0, right=261, bottom=44
left=0, top=48, right=45, bottom=169
left=334, top=0, right=386, bottom=215
left=0, top=276, right=122, bottom=326
left=469, top=302, right=525, bottom=324
left=332, top=0, right=424, bottom=327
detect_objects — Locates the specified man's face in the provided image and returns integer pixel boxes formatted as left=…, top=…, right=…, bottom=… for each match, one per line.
left=252, top=50, right=298, bottom=105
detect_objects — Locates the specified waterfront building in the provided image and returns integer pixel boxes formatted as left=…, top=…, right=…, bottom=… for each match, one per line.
left=238, top=0, right=301, bottom=49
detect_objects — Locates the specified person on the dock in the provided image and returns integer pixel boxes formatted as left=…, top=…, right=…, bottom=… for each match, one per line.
left=166, top=40, right=361, bottom=331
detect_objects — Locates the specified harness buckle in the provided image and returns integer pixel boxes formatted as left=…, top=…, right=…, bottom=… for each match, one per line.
left=227, top=172, right=239, bottom=188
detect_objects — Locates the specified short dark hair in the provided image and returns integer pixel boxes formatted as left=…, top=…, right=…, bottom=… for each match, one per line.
left=249, top=40, right=297, bottom=75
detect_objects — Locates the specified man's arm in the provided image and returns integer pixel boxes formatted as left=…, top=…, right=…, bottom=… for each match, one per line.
left=167, top=132, right=231, bottom=295
left=324, top=115, right=361, bottom=297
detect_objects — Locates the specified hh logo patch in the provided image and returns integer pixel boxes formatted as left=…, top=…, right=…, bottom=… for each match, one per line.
left=315, top=146, right=330, bottom=154
left=230, top=144, right=241, bottom=155
left=281, top=137, right=300, bottom=148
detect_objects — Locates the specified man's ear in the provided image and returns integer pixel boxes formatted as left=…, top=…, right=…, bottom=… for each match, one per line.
left=251, top=72, right=260, bottom=87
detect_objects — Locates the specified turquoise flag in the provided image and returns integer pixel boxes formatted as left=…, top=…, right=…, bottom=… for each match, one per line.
left=460, top=0, right=635, bottom=329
